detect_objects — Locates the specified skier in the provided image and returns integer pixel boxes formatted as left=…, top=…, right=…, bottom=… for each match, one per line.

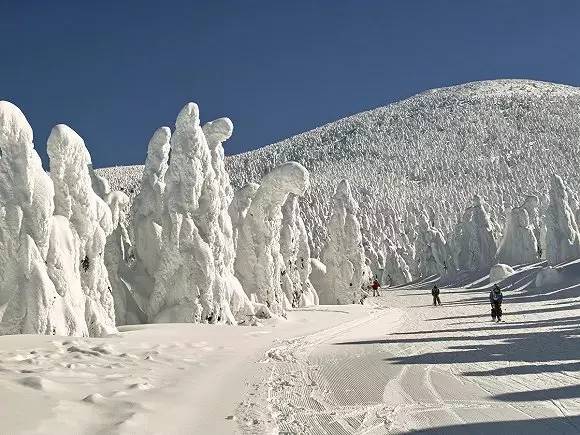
left=490, top=284, right=503, bottom=322
left=432, top=285, right=441, bottom=306
left=371, top=278, right=380, bottom=296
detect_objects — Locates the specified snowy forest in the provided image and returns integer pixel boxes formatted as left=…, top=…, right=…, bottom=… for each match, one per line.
left=2, top=80, right=580, bottom=337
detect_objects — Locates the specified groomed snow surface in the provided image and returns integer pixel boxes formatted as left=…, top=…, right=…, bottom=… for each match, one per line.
left=3, top=261, right=580, bottom=434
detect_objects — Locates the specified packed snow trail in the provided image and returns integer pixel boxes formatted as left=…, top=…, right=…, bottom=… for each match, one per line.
left=240, top=284, right=580, bottom=434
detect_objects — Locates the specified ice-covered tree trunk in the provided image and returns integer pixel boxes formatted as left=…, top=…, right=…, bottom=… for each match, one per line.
left=296, top=211, right=318, bottom=306
left=279, top=194, right=318, bottom=307
left=104, top=191, right=134, bottom=325
left=380, top=238, right=412, bottom=287
left=545, top=174, right=580, bottom=265
left=496, top=207, right=538, bottom=265
left=229, top=183, right=259, bottom=251
left=234, top=162, right=310, bottom=316
left=280, top=194, right=303, bottom=306
left=468, top=195, right=500, bottom=270
left=133, top=127, right=170, bottom=278
left=203, top=117, right=253, bottom=323
left=321, top=180, right=366, bottom=305
left=47, top=124, right=116, bottom=336
left=149, top=103, right=219, bottom=323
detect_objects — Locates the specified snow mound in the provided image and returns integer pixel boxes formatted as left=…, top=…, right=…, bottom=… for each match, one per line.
left=535, top=266, right=562, bottom=288
left=489, top=263, right=514, bottom=283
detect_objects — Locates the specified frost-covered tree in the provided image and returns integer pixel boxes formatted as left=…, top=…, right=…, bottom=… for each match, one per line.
left=468, top=195, right=500, bottom=270
left=229, top=182, right=259, bottom=251
left=414, top=215, right=451, bottom=276
left=380, top=238, right=412, bottom=287
left=320, top=180, right=366, bottom=304
left=0, top=101, right=83, bottom=335
left=149, top=103, right=217, bottom=323
left=234, top=162, right=310, bottom=316
left=203, top=117, right=253, bottom=323
left=545, top=174, right=580, bottom=265
left=280, top=194, right=318, bottom=307
left=104, top=191, right=135, bottom=325
left=496, top=207, right=538, bottom=265
left=133, top=127, right=171, bottom=278
left=47, top=124, right=116, bottom=336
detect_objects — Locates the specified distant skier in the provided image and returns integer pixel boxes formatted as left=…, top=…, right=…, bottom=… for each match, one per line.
left=432, top=285, right=441, bottom=306
left=371, top=278, right=380, bottom=296
left=490, top=284, right=503, bottom=322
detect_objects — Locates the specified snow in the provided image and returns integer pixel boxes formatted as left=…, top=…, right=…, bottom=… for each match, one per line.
left=489, top=263, right=515, bottom=282
left=3, top=265, right=580, bottom=433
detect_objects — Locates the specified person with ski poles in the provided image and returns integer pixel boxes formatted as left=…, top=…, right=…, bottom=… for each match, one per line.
left=490, top=284, right=503, bottom=322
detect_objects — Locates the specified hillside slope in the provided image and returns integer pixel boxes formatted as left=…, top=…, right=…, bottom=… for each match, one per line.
left=97, top=79, right=580, bottom=256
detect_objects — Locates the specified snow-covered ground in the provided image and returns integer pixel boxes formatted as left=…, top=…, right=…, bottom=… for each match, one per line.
left=239, top=261, right=580, bottom=434
left=4, top=261, right=580, bottom=434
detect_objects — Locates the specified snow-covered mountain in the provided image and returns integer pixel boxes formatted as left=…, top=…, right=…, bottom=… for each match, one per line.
left=97, top=79, right=580, bottom=256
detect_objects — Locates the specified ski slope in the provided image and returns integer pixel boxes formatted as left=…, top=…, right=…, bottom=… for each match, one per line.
left=238, top=260, right=580, bottom=434
left=97, top=79, right=580, bottom=256
left=3, top=260, right=580, bottom=434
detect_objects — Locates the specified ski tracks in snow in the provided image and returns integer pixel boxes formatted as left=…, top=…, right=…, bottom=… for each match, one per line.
left=239, top=287, right=580, bottom=434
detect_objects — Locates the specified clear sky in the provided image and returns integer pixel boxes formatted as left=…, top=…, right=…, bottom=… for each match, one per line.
left=2, top=0, right=580, bottom=167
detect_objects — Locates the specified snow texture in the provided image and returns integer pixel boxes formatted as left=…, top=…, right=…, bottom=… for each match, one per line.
left=489, top=263, right=515, bottom=282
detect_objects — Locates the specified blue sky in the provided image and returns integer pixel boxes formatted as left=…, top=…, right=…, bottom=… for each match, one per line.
left=1, top=0, right=580, bottom=167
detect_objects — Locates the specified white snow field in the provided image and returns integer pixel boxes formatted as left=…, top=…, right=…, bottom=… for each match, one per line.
left=3, top=262, right=580, bottom=434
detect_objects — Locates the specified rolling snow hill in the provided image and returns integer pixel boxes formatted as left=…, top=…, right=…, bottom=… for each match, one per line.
left=97, top=79, right=580, bottom=256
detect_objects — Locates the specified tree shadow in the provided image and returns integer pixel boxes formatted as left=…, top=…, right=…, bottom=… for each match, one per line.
left=409, top=415, right=580, bottom=434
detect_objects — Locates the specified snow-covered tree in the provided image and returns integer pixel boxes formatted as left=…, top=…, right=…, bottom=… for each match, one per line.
left=280, top=194, right=318, bottom=307
left=468, top=195, right=500, bottom=270
left=47, top=124, right=116, bottom=336
left=414, top=215, right=451, bottom=277
left=133, top=127, right=171, bottom=278
left=149, top=103, right=217, bottom=323
left=545, top=174, right=580, bottom=265
left=380, top=238, right=412, bottom=287
left=234, top=162, right=310, bottom=316
left=0, top=101, right=81, bottom=335
left=229, top=182, right=259, bottom=251
left=320, top=180, right=366, bottom=304
left=203, top=117, right=253, bottom=323
left=104, top=191, right=136, bottom=325
left=496, top=207, right=538, bottom=265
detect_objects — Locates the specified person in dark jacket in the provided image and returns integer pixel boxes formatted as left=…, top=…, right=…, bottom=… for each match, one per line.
left=432, top=285, right=441, bottom=306
left=490, top=284, right=503, bottom=322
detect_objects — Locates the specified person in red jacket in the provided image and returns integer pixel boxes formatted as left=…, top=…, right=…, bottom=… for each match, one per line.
left=371, top=278, right=380, bottom=297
